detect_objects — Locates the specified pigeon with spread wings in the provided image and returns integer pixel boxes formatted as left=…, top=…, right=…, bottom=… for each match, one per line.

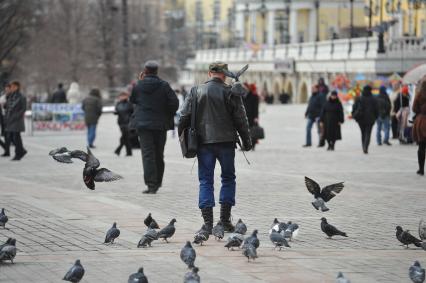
left=304, top=176, right=344, bottom=212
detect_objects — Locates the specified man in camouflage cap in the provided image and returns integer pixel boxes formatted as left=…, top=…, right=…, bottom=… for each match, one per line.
left=179, top=61, right=251, bottom=235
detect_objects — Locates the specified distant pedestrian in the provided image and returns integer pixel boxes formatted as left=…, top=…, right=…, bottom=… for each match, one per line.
left=50, top=83, right=68, bottom=103
left=412, top=77, right=426, bottom=176
left=4, top=81, right=27, bottom=161
left=82, top=88, right=103, bottom=148
left=303, top=85, right=322, bottom=147
left=352, top=85, right=379, bottom=154
left=129, top=61, right=179, bottom=194
left=375, top=86, right=392, bottom=146
left=243, top=83, right=259, bottom=150
left=114, top=92, right=133, bottom=156
left=320, top=91, right=344, bottom=151
left=317, top=77, right=329, bottom=148
left=395, top=85, right=411, bottom=143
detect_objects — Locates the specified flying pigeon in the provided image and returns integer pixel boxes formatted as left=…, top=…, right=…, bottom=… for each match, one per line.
left=396, top=226, right=422, bottom=248
left=336, top=272, right=351, bottom=283
left=223, top=64, right=249, bottom=82
left=49, top=147, right=70, bottom=156
left=157, top=218, right=176, bottom=243
left=304, top=176, right=344, bottom=212
left=144, top=213, right=160, bottom=229
left=269, top=230, right=291, bottom=250
left=224, top=233, right=244, bottom=250
left=0, top=208, right=8, bottom=229
left=243, top=230, right=260, bottom=249
left=128, top=267, right=148, bottom=283
left=242, top=243, right=258, bottom=262
left=212, top=221, right=224, bottom=241
left=184, top=267, right=200, bottom=283
left=193, top=224, right=209, bottom=245
left=410, top=261, right=425, bottom=283
left=180, top=241, right=196, bottom=268
left=419, top=219, right=426, bottom=241
left=269, top=218, right=288, bottom=234
left=104, top=222, right=120, bottom=244
left=63, top=259, right=85, bottom=283
left=0, top=238, right=13, bottom=251
left=284, top=221, right=299, bottom=241
left=50, top=147, right=123, bottom=190
left=137, top=222, right=158, bottom=248
left=0, top=238, right=16, bottom=263
left=321, top=218, right=347, bottom=238
left=234, top=219, right=247, bottom=235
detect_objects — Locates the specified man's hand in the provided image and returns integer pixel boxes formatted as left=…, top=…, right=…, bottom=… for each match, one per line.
left=241, top=137, right=252, bottom=151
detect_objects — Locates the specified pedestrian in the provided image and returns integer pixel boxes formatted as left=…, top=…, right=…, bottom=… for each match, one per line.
left=394, top=85, right=411, bottom=143
left=3, top=81, right=27, bottom=161
left=319, top=91, right=344, bottom=151
left=390, top=81, right=401, bottom=139
left=129, top=61, right=179, bottom=194
left=50, top=83, right=68, bottom=103
left=375, top=86, right=392, bottom=146
left=412, top=77, right=426, bottom=176
left=317, top=77, right=330, bottom=148
left=303, top=85, right=322, bottom=147
left=82, top=88, right=103, bottom=148
left=243, top=83, right=259, bottom=150
left=352, top=85, right=379, bottom=154
left=114, top=91, right=133, bottom=156
left=178, top=62, right=252, bottom=235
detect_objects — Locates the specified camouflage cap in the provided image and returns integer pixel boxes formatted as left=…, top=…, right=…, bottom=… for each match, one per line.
left=209, top=61, right=228, bottom=73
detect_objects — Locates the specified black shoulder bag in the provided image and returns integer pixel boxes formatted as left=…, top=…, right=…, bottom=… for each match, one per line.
left=179, top=89, right=198, bottom=158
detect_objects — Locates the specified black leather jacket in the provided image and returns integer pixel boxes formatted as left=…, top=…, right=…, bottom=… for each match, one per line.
left=178, top=78, right=251, bottom=147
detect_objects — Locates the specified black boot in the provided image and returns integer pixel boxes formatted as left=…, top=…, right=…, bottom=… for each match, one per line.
left=417, top=149, right=425, bottom=176
left=220, top=203, right=234, bottom=232
left=201, top=207, right=213, bottom=234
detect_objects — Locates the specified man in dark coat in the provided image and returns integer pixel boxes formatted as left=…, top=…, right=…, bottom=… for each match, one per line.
left=178, top=62, right=251, bottom=234
left=4, top=81, right=27, bottom=161
left=50, top=83, right=68, bottom=103
left=375, top=86, right=392, bottom=146
left=130, top=61, right=179, bottom=194
left=303, top=85, right=322, bottom=147
left=82, top=88, right=103, bottom=148
left=243, top=83, right=259, bottom=150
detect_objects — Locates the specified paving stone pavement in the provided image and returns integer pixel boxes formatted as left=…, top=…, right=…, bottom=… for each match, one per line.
left=0, top=104, right=425, bottom=283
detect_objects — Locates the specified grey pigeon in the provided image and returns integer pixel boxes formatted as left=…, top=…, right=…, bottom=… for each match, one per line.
left=0, top=208, right=8, bottom=229
left=409, top=261, right=425, bottom=283
left=104, top=222, right=120, bottom=244
left=223, top=64, right=249, bottom=82
left=336, top=272, right=351, bottom=283
left=212, top=221, right=224, bottom=241
left=144, top=213, right=160, bottom=229
left=137, top=222, right=158, bottom=248
left=128, top=267, right=148, bottom=283
left=419, top=219, right=426, bottom=241
left=242, top=243, right=257, bottom=262
left=180, top=241, right=196, bottom=268
left=184, top=267, right=200, bottom=283
left=224, top=233, right=244, bottom=250
left=63, top=259, right=85, bottom=283
left=157, top=218, right=176, bottom=243
left=234, top=219, right=247, bottom=235
left=243, top=230, right=260, bottom=249
left=193, top=224, right=209, bottom=245
left=422, top=242, right=426, bottom=251
left=0, top=238, right=16, bottom=263
left=284, top=221, right=299, bottom=241
left=49, top=147, right=69, bottom=156
left=396, top=226, right=422, bottom=248
left=0, top=238, right=13, bottom=251
left=269, top=218, right=288, bottom=234
left=305, top=176, right=344, bottom=212
left=321, top=218, right=347, bottom=238
left=269, top=230, right=290, bottom=250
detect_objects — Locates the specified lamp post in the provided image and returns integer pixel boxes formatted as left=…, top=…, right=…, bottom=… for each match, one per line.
left=364, top=0, right=379, bottom=36
left=258, top=0, right=268, bottom=44
left=314, top=0, right=320, bottom=41
left=349, top=0, right=354, bottom=39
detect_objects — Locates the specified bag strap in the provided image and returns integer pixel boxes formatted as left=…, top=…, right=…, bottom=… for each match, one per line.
left=190, top=87, right=198, bottom=129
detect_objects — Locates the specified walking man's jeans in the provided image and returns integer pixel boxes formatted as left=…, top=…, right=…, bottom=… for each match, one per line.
left=358, top=123, right=374, bottom=152
left=87, top=124, right=97, bottom=147
left=197, top=142, right=236, bottom=209
left=137, top=129, right=167, bottom=190
left=376, top=117, right=390, bottom=144
left=306, top=118, right=320, bottom=146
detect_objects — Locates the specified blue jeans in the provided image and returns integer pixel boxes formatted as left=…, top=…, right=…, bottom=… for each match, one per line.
left=306, top=118, right=320, bottom=146
left=87, top=124, right=97, bottom=146
left=376, top=117, right=390, bottom=144
left=197, top=143, right=236, bottom=209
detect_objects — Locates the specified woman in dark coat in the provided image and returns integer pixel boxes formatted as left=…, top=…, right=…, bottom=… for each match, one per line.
left=114, top=92, right=133, bottom=156
left=320, top=91, right=344, bottom=151
left=412, top=77, right=426, bottom=176
left=243, top=83, right=259, bottom=150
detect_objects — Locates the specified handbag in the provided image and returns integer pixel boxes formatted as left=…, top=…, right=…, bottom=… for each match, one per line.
left=179, top=88, right=198, bottom=158
left=250, top=124, right=265, bottom=140
left=352, top=97, right=364, bottom=121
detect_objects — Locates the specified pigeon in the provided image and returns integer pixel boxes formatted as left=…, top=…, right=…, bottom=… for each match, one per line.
left=184, top=267, right=200, bottom=283
left=396, top=226, right=422, bottom=248
left=0, top=238, right=13, bottom=251
left=234, top=219, right=247, bottom=235
left=63, top=259, right=85, bottom=283
left=180, top=241, right=196, bottom=268
left=137, top=222, right=158, bottom=248
left=128, top=267, right=148, bottom=283
left=304, top=176, right=344, bottom=212
left=224, top=233, right=244, bottom=250
left=144, top=213, right=160, bottom=229
left=0, top=238, right=16, bottom=263
left=269, top=230, right=291, bottom=250
left=409, top=261, right=425, bottom=283
left=49, top=147, right=69, bottom=156
left=336, top=272, right=351, bottom=283
left=422, top=242, right=426, bottom=251
left=0, top=208, right=8, bottom=229
left=193, top=224, right=209, bottom=245
left=269, top=218, right=288, bottom=234
left=212, top=221, right=224, bottom=241
left=104, top=222, right=120, bottom=244
left=321, top=218, right=347, bottom=238
left=284, top=221, right=299, bottom=241
left=243, top=230, right=260, bottom=249
left=242, top=243, right=258, bottom=262
left=157, top=218, right=176, bottom=243
left=419, top=219, right=426, bottom=241
left=223, top=64, right=249, bottom=82
left=51, top=147, right=123, bottom=190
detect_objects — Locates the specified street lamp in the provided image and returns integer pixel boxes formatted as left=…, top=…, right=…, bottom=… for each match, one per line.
left=258, top=0, right=268, bottom=44
left=349, top=0, right=354, bottom=39
left=314, top=0, right=320, bottom=41
left=364, top=0, right=379, bottom=36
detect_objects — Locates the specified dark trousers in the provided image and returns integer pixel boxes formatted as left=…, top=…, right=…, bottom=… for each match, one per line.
left=418, top=142, right=426, bottom=173
left=115, top=126, right=132, bottom=155
left=137, top=129, right=167, bottom=189
left=391, top=115, right=398, bottom=139
left=5, top=131, right=25, bottom=156
left=358, top=123, right=374, bottom=152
